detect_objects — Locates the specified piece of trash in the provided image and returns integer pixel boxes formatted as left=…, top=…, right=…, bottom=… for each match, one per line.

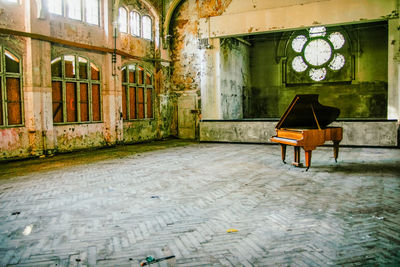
left=140, top=255, right=175, bottom=266
left=11, top=211, right=21, bottom=215
left=150, top=196, right=160, bottom=199
left=23, top=225, right=33, bottom=236
left=373, top=215, right=384, bottom=220
left=75, top=259, right=81, bottom=262
left=227, top=229, right=239, bottom=233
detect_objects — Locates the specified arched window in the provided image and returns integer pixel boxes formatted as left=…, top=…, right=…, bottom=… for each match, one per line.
left=118, top=7, right=128, bottom=33
left=130, top=11, right=141, bottom=37
left=121, top=64, right=153, bottom=120
left=142, top=15, right=152, bottom=40
left=51, top=55, right=101, bottom=123
left=0, top=48, right=23, bottom=126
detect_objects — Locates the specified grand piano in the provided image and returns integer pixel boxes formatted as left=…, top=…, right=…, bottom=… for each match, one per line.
left=269, top=94, right=343, bottom=170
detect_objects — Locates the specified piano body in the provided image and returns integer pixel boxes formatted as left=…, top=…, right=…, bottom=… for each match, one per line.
left=269, top=94, right=343, bottom=170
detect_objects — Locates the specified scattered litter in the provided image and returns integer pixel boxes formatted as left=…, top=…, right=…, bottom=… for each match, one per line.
left=11, top=211, right=21, bottom=215
left=151, top=196, right=160, bottom=199
left=23, top=225, right=33, bottom=236
left=227, top=229, right=238, bottom=233
left=373, top=215, right=384, bottom=220
left=140, top=255, right=175, bottom=266
left=75, top=259, right=81, bottom=262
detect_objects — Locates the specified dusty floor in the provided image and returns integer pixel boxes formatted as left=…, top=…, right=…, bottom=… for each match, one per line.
left=0, top=140, right=399, bottom=266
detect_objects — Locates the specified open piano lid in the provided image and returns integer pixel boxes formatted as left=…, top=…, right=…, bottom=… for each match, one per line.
left=276, top=94, right=340, bottom=129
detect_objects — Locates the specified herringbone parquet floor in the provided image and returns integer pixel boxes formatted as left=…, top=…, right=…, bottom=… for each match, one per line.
left=0, top=140, right=399, bottom=266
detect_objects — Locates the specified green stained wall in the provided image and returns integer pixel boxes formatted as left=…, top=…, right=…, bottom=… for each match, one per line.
left=246, top=21, right=388, bottom=119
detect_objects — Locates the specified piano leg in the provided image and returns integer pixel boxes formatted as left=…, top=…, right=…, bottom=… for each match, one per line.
left=292, top=146, right=303, bottom=167
left=305, top=150, right=312, bottom=171
left=333, top=141, right=340, bottom=163
left=280, top=144, right=287, bottom=164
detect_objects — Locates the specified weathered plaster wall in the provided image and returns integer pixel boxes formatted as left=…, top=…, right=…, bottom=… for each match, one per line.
left=0, top=0, right=175, bottom=161
left=219, top=38, right=250, bottom=119
left=200, top=120, right=398, bottom=147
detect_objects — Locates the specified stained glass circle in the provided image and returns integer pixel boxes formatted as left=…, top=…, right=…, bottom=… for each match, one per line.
left=328, top=32, right=345, bottom=50
left=328, top=53, right=345, bottom=70
left=304, top=39, right=332, bottom=66
left=292, top=35, right=308, bottom=53
left=292, top=56, right=308, bottom=72
left=309, top=26, right=326, bottom=37
left=309, top=67, right=327, bottom=81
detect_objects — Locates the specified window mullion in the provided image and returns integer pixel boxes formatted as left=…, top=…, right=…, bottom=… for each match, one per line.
left=62, top=81, right=67, bottom=123
left=89, top=82, right=93, bottom=121
left=77, top=81, right=81, bottom=122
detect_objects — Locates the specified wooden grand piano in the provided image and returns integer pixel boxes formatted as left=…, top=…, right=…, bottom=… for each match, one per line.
left=269, top=94, right=343, bottom=170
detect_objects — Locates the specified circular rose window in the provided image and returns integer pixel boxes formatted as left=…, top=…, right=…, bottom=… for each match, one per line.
left=291, top=27, right=346, bottom=81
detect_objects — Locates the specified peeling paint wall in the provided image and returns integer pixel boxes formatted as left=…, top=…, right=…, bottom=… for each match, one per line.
left=220, top=38, right=250, bottom=119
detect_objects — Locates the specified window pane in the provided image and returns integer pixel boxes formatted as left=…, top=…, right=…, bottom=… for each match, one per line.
left=80, top=83, right=89, bottom=121
left=138, top=66, right=144, bottom=84
left=122, top=85, right=127, bottom=120
left=146, top=88, right=152, bottom=118
left=65, top=55, right=76, bottom=78
left=49, top=0, right=63, bottom=15
left=51, top=57, right=62, bottom=78
left=142, top=15, right=152, bottom=40
left=52, top=81, right=63, bottom=123
left=130, top=11, right=140, bottom=36
left=79, top=57, right=88, bottom=79
left=6, top=77, right=22, bottom=125
left=146, top=73, right=152, bottom=85
left=0, top=77, right=3, bottom=125
left=118, top=7, right=127, bottom=33
left=129, top=65, right=135, bottom=83
left=68, top=0, right=82, bottom=20
left=85, top=0, right=99, bottom=25
left=90, top=63, right=99, bottom=80
left=92, top=84, right=101, bottom=121
left=129, top=87, right=136, bottom=119
left=138, top=87, right=144, bottom=119
left=66, top=82, right=77, bottom=122
left=5, top=50, right=20, bottom=73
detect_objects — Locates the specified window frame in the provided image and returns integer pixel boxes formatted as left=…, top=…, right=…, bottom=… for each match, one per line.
left=51, top=54, right=102, bottom=125
left=0, top=46, right=24, bottom=128
left=121, top=64, right=154, bottom=121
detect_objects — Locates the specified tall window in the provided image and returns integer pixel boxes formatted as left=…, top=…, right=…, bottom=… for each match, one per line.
left=48, top=0, right=99, bottom=25
left=118, top=7, right=128, bottom=33
left=51, top=55, right=101, bottom=123
left=0, top=48, right=23, bottom=127
left=85, top=0, right=99, bottom=25
left=49, top=0, right=63, bottom=15
left=67, top=0, right=82, bottom=20
left=130, top=11, right=141, bottom=37
left=142, top=15, right=152, bottom=40
left=121, top=64, right=153, bottom=120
